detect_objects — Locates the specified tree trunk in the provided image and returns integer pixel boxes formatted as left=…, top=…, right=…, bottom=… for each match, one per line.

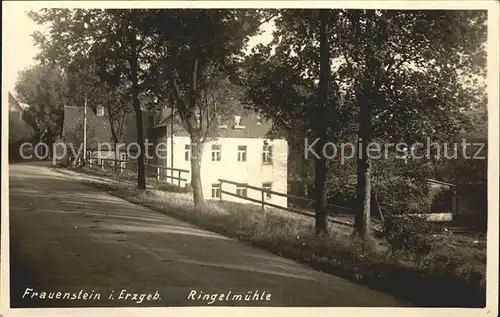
left=299, top=145, right=309, bottom=200
left=46, top=132, right=55, bottom=160
left=130, top=29, right=146, bottom=190
left=354, top=10, right=376, bottom=237
left=314, top=9, right=331, bottom=235
left=168, top=60, right=205, bottom=206
left=354, top=88, right=373, bottom=236
left=290, top=130, right=308, bottom=204
left=190, top=134, right=204, bottom=206
left=355, top=147, right=372, bottom=236
left=188, top=59, right=205, bottom=206
left=314, top=144, right=327, bottom=234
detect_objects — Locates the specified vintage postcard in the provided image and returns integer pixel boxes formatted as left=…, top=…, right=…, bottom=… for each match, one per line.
left=1, top=1, right=498, bottom=317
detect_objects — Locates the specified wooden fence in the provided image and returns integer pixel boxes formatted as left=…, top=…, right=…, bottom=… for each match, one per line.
left=218, top=178, right=356, bottom=227
left=218, top=178, right=457, bottom=227
left=85, top=157, right=190, bottom=187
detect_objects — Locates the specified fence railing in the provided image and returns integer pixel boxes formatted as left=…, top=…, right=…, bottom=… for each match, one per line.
left=218, top=178, right=356, bottom=227
left=85, top=157, right=190, bottom=187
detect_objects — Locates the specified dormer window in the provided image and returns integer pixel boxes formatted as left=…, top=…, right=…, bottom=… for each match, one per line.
left=217, top=115, right=227, bottom=129
left=233, top=115, right=245, bottom=130
left=96, top=106, right=105, bottom=117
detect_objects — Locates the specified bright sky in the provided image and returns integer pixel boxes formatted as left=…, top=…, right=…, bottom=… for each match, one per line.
left=2, top=3, right=44, bottom=106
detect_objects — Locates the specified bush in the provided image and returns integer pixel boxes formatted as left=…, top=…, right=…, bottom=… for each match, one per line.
left=382, top=214, right=435, bottom=257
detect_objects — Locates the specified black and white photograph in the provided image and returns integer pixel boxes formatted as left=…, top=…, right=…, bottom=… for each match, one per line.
left=1, top=1, right=499, bottom=316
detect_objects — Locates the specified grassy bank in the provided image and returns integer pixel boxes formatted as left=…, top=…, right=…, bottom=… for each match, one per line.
left=54, top=166, right=487, bottom=307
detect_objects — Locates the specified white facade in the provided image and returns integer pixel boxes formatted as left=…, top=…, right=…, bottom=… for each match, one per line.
left=153, top=136, right=288, bottom=208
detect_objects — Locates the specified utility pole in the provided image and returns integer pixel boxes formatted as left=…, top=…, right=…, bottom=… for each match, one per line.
left=83, top=95, right=87, bottom=166
left=170, top=104, right=174, bottom=182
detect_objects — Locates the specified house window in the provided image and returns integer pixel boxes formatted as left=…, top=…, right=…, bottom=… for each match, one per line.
left=185, top=144, right=190, bottom=161
left=262, top=144, right=273, bottom=165
left=211, top=183, right=221, bottom=198
left=233, top=115, right=245, bottom=129
left=96, top=106, right=105, bottom=117
left=237, top=145, right=247, bottom=162
left=236, top=185, right=247, bottom=198
left=120, top=152, right=128, bottom=161
left=211, top=144, right=221, bottom=161
left=262, top=182, right=272, bottom=199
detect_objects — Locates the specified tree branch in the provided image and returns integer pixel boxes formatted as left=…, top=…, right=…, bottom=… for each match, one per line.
left=169, top=72, right=192, bottom=135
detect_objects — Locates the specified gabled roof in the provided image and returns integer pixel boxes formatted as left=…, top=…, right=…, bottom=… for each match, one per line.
left=8, top=92, right=34, bottom=142
left=61, top=106, right=113, bottom=150
left=8, top=92, right=23, bottom=112
left=150, top=107, right=283, bottom=140
left=61, top=106, right=153, bottom=150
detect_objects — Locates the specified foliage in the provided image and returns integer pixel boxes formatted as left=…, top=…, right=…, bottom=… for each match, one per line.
left=382, top=214, right=435, bottom=256
left=432, top=122, right=487, bottom=230
left=243, top=9, right=487, bottom=235
left=29, top=9, right=165, bottom=189
left=15, top=64, right=68, bottom=145
left=66, top=62, right=134, bottom=145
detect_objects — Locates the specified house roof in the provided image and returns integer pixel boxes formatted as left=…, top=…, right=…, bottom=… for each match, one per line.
left=61, top=106, right=113, bottom=150
left=8, top=92, right=34, bottom=142
left=150, top=107, right=283, bottom=140
left=8, top=92, right=23, bottom=113
left=61, top=106, right=152, bottom=150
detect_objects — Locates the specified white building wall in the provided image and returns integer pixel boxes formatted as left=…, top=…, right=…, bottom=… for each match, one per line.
left=155, top=136, right=288, bottom=208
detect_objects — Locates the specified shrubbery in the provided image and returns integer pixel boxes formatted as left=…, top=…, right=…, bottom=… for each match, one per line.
left=381, top=214, right=435, bottom=257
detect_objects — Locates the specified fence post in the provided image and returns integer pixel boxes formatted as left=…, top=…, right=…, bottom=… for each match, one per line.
left=261, top=190, right=265, bottom=212
left=157, top=167, right=160, bottom=181
left=219, top=180, right=223, bottom=201
left=178, top=170, right=181, bottom=187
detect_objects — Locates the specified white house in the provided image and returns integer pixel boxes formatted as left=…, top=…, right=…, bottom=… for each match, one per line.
left=148, top=108, right=288, bottom=208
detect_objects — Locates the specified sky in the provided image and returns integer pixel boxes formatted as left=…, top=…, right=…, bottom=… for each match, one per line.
left=3, top=4, right=44, bottom=106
